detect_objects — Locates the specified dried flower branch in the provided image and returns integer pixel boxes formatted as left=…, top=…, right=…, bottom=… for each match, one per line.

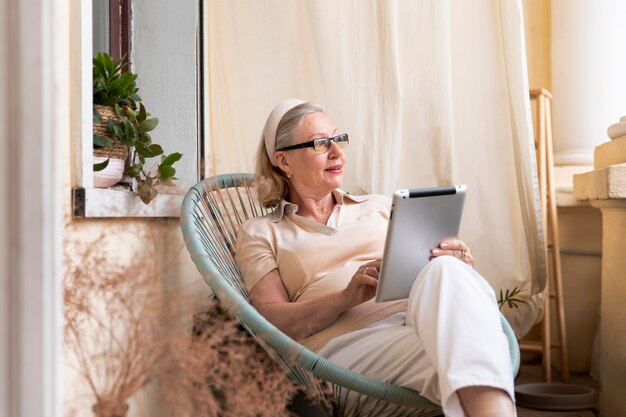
left=63, top=225, right=297, bottom=417
left=190, top=299, right=299, bottom=417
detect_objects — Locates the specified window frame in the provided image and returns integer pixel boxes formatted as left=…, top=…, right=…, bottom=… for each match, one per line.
left=109, top=0, right=131, bottom=62
left=73, top=0, right=203, bottom=218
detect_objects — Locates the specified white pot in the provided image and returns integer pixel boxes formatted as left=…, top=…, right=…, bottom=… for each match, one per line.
left=93, top=157, right=126, bottom=188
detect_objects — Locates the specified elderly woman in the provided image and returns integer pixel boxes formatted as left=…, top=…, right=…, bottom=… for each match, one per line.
left=235, top=99, right=516, bottom=417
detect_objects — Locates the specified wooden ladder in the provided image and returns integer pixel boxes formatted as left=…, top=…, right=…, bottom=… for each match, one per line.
left=519, top=88, right=570, bottom=383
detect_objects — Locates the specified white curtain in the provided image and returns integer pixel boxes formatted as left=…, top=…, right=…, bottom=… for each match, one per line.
left=205, top=0, right=546, bottom=336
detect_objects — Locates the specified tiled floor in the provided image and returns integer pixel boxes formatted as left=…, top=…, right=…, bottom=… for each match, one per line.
left=515, top=359, right=599, bottom=417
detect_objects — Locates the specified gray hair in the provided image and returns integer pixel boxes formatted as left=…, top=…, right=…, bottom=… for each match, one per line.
left=255, top=102, right=324, bottom=208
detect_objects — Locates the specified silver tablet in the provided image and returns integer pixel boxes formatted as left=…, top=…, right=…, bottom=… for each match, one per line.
left=375, top=185, right=467, bottom=303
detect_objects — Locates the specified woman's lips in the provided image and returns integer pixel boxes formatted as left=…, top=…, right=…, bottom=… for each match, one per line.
left=325, top=165, right=343, bottom=174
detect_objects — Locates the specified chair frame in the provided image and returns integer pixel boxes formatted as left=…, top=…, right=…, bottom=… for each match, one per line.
left=181, top=173, right=520, bottom=416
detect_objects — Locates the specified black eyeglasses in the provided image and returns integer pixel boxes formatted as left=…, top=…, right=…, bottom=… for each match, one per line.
left=276, top=134, right=349, bottom=153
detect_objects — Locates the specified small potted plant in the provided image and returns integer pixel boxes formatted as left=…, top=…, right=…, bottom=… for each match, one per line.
left=107, top=102, right=182, bottom=204
left=92, top=52, right=138, bottom=186
left=92, top=52, right=182, bottom=204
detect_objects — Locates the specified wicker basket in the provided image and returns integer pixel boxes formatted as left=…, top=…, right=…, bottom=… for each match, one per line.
left=93, top=104, right=129, bottom=160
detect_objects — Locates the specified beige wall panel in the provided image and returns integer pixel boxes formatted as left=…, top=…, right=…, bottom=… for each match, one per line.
left=555, top=206, right=601, bottom=373
left=522, top=0, right=551, bottom=90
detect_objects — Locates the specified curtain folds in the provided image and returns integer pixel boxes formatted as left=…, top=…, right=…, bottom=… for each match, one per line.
left=206, top=0, right=546, bottom=336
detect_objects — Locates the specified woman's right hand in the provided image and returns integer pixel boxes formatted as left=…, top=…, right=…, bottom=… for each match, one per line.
left=250, top=263, right=382, bottom=340
left=341, top=260, right=381, bottom=308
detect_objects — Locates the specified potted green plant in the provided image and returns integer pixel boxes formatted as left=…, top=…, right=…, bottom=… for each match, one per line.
left=92, top=52, right=138, bottom=182
left=92, top=52, right=182, bottom=204
left=107, top=103, right=182, bottom=204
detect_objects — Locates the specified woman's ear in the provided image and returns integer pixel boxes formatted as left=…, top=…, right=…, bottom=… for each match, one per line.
left=274, top=151, right=291, bottom=174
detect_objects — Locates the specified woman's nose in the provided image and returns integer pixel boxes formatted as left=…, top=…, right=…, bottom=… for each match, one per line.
left=328, top=140, right=344, bottom=158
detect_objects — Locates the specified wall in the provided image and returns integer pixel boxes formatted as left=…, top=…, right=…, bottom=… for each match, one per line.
left=555, top=205, right=602, bottom=373
left=522, top=0, right=551, bottom=90
left=551, top=0, right=626, bottom=166
left=522, top=0, right=603, bottom=374
left=131, top=0, right=199, bottom=192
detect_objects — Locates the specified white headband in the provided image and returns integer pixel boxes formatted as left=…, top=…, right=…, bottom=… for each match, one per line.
left=263, top=98, right=305, bottom=167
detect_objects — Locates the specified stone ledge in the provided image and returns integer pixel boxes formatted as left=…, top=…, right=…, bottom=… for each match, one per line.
left=595, top=136, right=626, bottom=169
left=590, top=199, right=626, bottom=209
left=573, top=163, right=626, bottom=201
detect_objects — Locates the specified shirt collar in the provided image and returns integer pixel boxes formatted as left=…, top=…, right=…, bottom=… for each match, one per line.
left=270, top=189, right=367, bottom=223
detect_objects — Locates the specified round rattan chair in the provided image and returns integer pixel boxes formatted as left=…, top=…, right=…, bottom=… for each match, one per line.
left=180, top=173, right=520, bottom=417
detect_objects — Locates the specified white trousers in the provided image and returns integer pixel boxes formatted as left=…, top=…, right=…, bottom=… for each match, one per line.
left=319, top=256, right=515, bottom=417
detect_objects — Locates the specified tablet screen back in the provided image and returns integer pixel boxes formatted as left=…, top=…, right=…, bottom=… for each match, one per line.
left=375, top=185, right=467, bottom=302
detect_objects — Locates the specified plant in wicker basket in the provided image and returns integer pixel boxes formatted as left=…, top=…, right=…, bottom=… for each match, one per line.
left=92, top=52, right=139, bottom=174
left=107, top=103, right=182, bottom=204
left=92, top=52, right=182, bottom=203
left=93, top=105, right=129, bottom=169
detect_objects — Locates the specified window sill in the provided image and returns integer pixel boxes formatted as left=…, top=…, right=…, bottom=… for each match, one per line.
left=72, top=187, right=183, bottom=218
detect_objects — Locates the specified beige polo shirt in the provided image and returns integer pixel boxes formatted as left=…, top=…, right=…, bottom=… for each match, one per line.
left=235, top=189, right=407, bottom=352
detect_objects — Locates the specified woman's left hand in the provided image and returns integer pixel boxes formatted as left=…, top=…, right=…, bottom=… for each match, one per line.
left=430, top=238, right=474, bottom=266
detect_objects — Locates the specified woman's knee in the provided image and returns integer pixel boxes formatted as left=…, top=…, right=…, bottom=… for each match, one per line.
left=411, top=255, right=493, bottom=299
left=418, top=255, right=467, bottom=282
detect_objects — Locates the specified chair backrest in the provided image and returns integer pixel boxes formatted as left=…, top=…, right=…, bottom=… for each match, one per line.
left=182, top=173, right=271, bottom=299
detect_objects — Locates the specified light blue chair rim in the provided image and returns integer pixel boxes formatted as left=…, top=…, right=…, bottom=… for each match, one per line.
left=180, top=173, right=520, bottom=411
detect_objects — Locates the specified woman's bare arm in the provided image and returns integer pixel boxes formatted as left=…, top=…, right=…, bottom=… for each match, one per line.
left=249, top=260, right=381, bottom=341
